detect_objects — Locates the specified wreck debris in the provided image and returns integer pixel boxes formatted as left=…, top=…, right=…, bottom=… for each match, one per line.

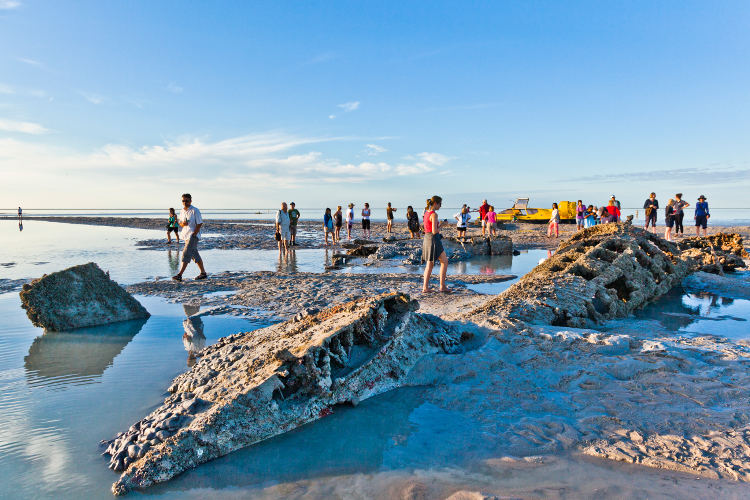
left=105, top=293, right=465, bottom=495
left=464, top=224, right=689, bottom=328
left=20, top=262, right=150, bottom=331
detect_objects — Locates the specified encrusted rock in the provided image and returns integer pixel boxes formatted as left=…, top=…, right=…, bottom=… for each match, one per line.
left=678, top=233, right=748, bottom=274
left=19, top=262, right=149, bottom=331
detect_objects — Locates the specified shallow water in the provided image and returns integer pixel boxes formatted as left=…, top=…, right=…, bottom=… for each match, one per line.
left=2, top=220, right=750, bottom=498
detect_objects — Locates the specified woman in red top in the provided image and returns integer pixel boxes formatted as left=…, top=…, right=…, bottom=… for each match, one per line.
left=605, top=199, right=620, bottom=223
left=422, top=195, right=449, bottom=293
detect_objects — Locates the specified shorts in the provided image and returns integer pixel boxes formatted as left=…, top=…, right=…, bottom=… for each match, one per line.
left=362, top=219, right=371, bottom=230
left=182, top=237, right=202, bottom=264
left=347, top=220, right=353, bottom=229
left=280, top=227, right=291, bottom=240
left=167, top=226, right=179, bottom=234
left=576, top=217, right=584, bottom=224
left=290, top=224, right=297, bottom=237
left=423, top=233, right=445, bottom=262
left=666, top=217, right=675, bottom=228
left=457, top=226, right=467, bottom=232
left=325, top=226, right=333, bottom=234
left=695, top=215, right=708, bottom=229
left=336, top=221, right=342, bottom=228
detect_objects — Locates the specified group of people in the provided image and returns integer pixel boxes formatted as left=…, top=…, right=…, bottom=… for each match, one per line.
left=641, top=192, right=710, bottom=241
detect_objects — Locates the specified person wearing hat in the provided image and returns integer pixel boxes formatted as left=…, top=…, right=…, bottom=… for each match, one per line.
left=610, top=195, right=621, bottom=222
left=694, top=195, right=710, bottom=236
left=345, top=203, right=355, bottom=240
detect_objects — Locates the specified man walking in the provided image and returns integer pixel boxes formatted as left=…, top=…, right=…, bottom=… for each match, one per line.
left=288, top=202, right=301, bottom=246
left=643, top=192, right=659, bottom=233
left=173, top=193, right=208, bottom=281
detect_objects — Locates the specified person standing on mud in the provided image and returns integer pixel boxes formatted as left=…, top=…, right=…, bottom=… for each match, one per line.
left=673, top=193, right=689, bottom=237
left=422, top=195, right=450, bottom=293
left=479, top=199, right=490, bottom=236
left=361, top=202, right=372, bottom=238
left=643, top=192, right=659, bottom=233
left=288, top=202, right=300, bottom=246
left=664, top=199, right=676, bottom=241
left=172, top=193, right=208, bottom=281
left=386, top=202, right=397, bottom=234
left=695, top=195, right=710, bottom=236
left=548, top=203, right=560, bottom=238
left=334, top=205, right=343, bottom=242
left=323, top=208, right=334, bottom=246
left=346, top=203, right=355, bottom=240
left=275, top=202, right=291, bottom=253
left=610, top=195, right=621, bottom=222
left=407, top=206, right=420, bottom=238
left=575, top=200, right=585, bottom=230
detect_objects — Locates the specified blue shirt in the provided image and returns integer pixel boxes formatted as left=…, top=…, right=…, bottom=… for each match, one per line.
left=323, top=213, right=333, bottom=229
left=695, top=202, right=709, bottom=217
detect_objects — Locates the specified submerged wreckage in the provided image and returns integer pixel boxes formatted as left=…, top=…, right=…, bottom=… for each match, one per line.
left=103, top=223, right=748, bottom=495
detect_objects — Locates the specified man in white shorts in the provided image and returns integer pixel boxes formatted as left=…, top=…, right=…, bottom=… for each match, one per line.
left=173, top=193, right=208, bottom=281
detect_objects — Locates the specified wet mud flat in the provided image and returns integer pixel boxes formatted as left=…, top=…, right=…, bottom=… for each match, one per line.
left=104, top=224, right=750, bottom=495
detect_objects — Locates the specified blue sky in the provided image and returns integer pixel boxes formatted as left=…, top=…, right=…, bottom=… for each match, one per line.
left=1, top=1, right=749, bottom=209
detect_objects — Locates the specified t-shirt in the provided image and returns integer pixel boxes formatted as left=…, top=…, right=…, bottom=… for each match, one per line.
left=288, top=209, right=300, bottom=226
left=454, top=211, right=471, bottom=228
left=695, top=202, right=710, bottom=217
left=362, top=208, right=371, bottom=220
left=178, top=205, right=203, bottom=240
left=386, top=207, right=395, bottom=220
left=485, top=211, right=496, bottom=224
left=275, top=209, right=290, bottom=230
left=674, top=200, right=688, bottom=214
left=323, top=213, right=333, bottom=229
left=479, top=203, right=490, bottom=221
left=346, top=208, right=354, bottom=222
left=576, top=205, right=586, bottom=218
left=550, top=209, right=560, bottom=223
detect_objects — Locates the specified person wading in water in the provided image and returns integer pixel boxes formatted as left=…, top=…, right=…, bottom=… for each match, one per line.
left=422, top=195, right=450, bottom=293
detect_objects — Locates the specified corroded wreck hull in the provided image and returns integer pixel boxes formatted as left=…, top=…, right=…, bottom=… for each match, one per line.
left=105, top=294, right=466, bottom=495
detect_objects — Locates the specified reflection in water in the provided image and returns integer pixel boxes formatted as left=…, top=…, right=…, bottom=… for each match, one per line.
left=182, top=304, right=205, bottom=367
left=18, top=220, right=23, bottom=231
left=24, top=319, right=146, bottom=388
left=167, top=249, right=180, bottom=275
left=277, top=248, right=299, bottom=273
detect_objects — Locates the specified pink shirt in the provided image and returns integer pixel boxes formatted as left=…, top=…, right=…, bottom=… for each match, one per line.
left=485, top=211, right=496, bottom=224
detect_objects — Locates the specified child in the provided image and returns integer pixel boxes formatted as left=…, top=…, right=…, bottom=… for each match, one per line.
left=575, top=200, right=585, bottom=231
left=584, top=205, right=597, bottom=228
left=166, top=207, right=180, bottom=244
left=484, top=205, right=497, bottom=238
left=323, top=208, right=334, bottom=246
left=548, top=203, right=560, bottom=238
left=454, top=206, right=471, bottom=241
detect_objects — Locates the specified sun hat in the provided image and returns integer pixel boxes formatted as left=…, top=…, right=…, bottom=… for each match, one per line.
left=698, top=195, right=707, bottom=200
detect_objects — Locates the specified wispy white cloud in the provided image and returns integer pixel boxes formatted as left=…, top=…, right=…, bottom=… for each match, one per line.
left=17, top=57, right=41, bottom=67
left=0, top=0, right=20, bottom=9
left=328, top=114, right=336, bottom=120
left=365, top=144, right=387, bottom=156
left=80, top=91, right=105, bottom=105
left=0, top=133, right=452, bottom=188
left=166, top=82, right=183, bottom=94
left=337, top=101, right=360, bottom=112
left=304, top=52, right=336, bottom=66
left=0, top=118, right=49, bottom=134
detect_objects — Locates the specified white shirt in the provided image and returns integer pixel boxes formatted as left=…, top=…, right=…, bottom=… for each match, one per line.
left=550, top=208, right=560, bottom=223
left=454, top=211, right=471, bottom=228
left=179, top=205, right=203, bottom=240
left=275, top=209, right=290, bottom=230
left=346, top=208, right=354, bottom=222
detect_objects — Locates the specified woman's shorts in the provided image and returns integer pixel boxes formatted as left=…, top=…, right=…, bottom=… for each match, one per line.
left=423, top=233, right=445, bottom=262
left=695, top=215, right=708, bottom=229
left=324, top=226, right=333, bottom=234
left=167, top=226, right=178, bottom=234
left=666, top=217, right=675, bottom=228
left=362, top=219, right=371, bottom=230
left=457, top=226, right=467, bottom=232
